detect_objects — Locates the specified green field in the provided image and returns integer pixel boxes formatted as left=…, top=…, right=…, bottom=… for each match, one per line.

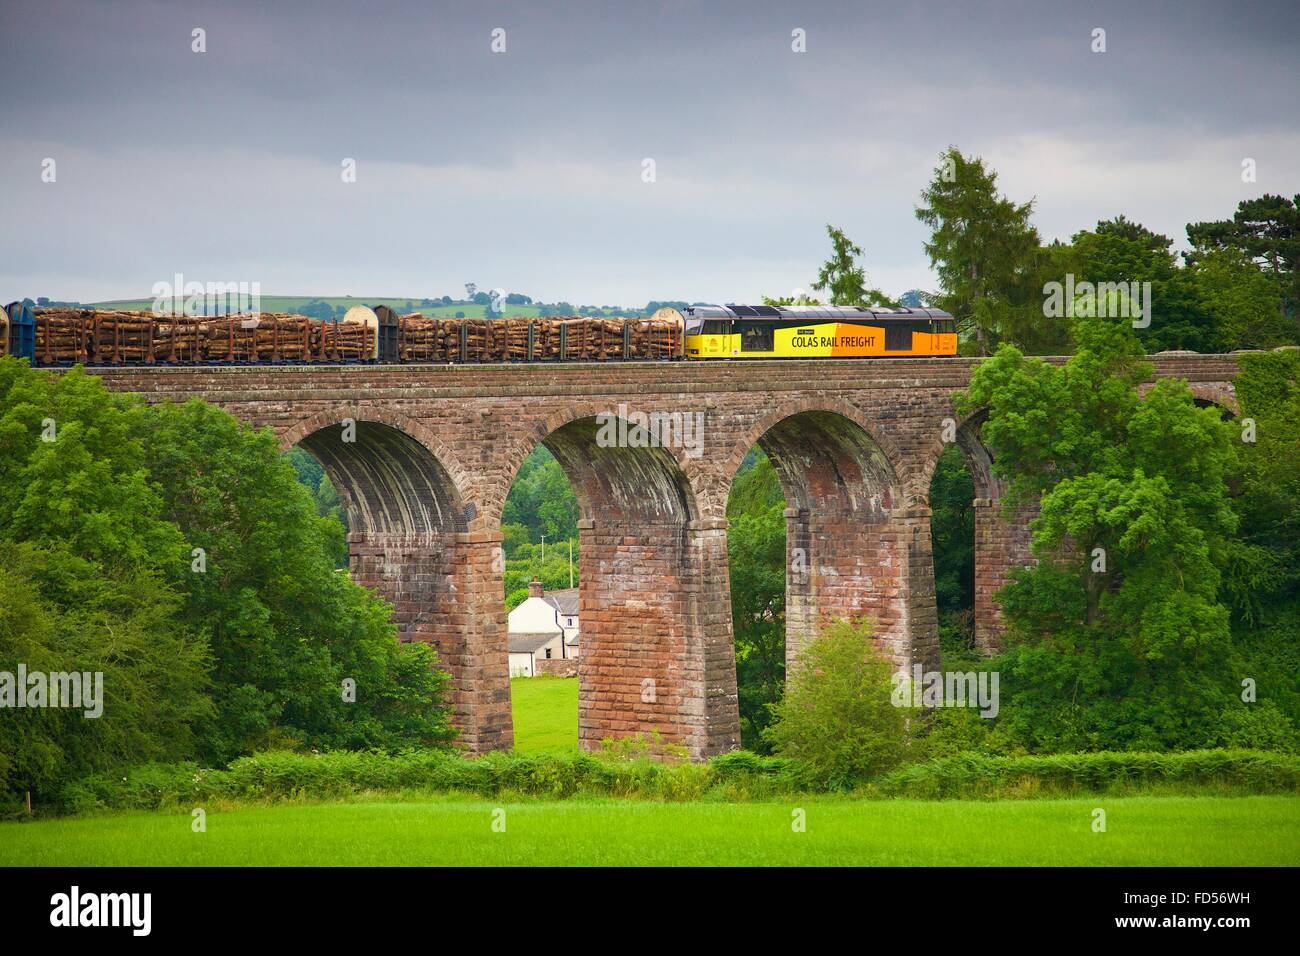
left=2, top=796, right=1294, bottom=866
left=510, top=675, right=578, bottom=752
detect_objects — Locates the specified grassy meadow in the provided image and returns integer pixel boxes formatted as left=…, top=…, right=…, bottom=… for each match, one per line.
left=2, top=796, right=1295, bottom=867
left=4, top=675, right=1292, bottom=867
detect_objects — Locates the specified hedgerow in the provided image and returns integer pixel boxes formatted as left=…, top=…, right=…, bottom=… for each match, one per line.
left=38, top=747, right=1298, bottom=818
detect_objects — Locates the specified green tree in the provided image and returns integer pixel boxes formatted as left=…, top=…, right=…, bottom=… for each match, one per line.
left=726, top=521, right=785, bottom=746
left=1225, top=350, right=1300, bottom=622
left=928, top=446, right=977, bottom=661
left=959, top=311, right=1242, bottom=751
left=0, top=543, right=212, bottom=803
left=1188, top=194, right=1300, bottom=328
left=136, top=400, right=456, bottom=762
left=502, top=446, right=579, bottom=545
left=0, top=361, right=212, bottom=802
left=1188, top=247, right=1292, bottom=350
left=915, top=147, right=1039, bottom=355
left=1070, top=216, right=1215, bottom=353
left=811, top=224, right=898, bottom=307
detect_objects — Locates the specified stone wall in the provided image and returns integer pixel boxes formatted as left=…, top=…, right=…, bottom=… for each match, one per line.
left=534, top=659, right=579, bottom=678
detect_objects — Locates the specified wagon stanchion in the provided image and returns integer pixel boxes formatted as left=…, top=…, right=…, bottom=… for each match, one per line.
left=23, top=309, right=685, bottom=367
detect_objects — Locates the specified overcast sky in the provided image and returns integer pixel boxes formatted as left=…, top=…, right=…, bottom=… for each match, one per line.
left=1, top=0, right=1297, bottom=307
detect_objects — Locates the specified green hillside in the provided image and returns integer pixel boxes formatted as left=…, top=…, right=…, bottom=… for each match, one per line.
left=83, top=295, right=625, bottom=318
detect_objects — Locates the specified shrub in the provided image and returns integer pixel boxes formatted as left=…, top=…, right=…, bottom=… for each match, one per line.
left=45, top=746, right=1300, bottom=817
left=762, top=618, right=908, bottom=790
left=871, top=749, right=1300, bottom=799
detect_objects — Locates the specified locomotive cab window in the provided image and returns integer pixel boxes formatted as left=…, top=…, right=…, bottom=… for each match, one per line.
left=701, top=320, right=731, bottom=335
left=885, top=320, right=933, bottom=351
left=885, top=322, right=911, bottom=351
left=739, top=322, right=774, bottom=352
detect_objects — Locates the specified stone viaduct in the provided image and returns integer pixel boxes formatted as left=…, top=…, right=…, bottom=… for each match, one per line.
left=88, top=353, right=1241, bottom=759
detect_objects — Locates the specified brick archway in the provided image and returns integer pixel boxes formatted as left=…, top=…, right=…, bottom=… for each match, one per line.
left=720, top=396, right=906, bottom=505
left=724, top=400, right=935, bottom=672
left=490, top=400, right=705, bottom=528
left=494, top=402, right=735, bottom=757
left=284, top=410, right=511, bottom=754
left=915, top=407, right=1034, bottom=656
left=279, top=407, right=475, bottom=526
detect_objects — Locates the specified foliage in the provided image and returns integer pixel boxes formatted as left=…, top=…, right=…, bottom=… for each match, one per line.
left=0, top=363, right=212, bottom=799
left=502, top=540, right=578, bottom=609
left=916, top=146, right=1040, bottom=355
left=53, top=748, right=796, bottom=814
left=502, top=445, right=578, bottom=551
left=929, top=445, right=975, bottom=616
left=726, top=448, right=786, bottom=749
left=42, top=746, right=1299, bottom=820
left=284, top=447, right=348, bottom=567
left=137, top=399, right=456, bottom=762
left=1226, top=350, right=1300, bottom=621
left=871, top=749, right=1300, bottom=799
left=0, top=359, right=455, bottom=801
left=727, top=510, right=786, bottom=749
left=959, top=312, right=1245, bottom=751
left=1188, top=193, right=1300, bottom=328
left=762, top=618, right=908, bottom=789
left=0, top=542, right=211, bottom=801
left=810, top=224, right=898, bottom=307
left=1186, top=247, right=1291, bottom=350
left=1066, top=216, right=1292, bottom=353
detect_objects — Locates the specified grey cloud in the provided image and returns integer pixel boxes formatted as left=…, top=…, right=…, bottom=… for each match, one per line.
left=1, top=0, right=1297, bottom=305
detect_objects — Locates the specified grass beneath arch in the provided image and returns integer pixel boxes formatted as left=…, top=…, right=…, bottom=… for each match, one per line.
left=510, top=675, right=579, bottom=752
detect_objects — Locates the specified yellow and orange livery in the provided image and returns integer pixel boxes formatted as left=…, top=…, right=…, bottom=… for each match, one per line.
left=679, top=305, right=958, bottom=359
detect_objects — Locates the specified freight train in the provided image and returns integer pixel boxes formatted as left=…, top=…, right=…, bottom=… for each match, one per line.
left=1, top=301, right=957, bottom=366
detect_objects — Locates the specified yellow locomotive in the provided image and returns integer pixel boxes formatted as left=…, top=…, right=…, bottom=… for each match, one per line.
left=675, top=304, right=958, bottom=359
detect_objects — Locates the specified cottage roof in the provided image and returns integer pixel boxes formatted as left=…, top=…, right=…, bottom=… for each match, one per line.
left=545, top=588, right=580, bottom=615
left=508, top=633, right=558, bottom=654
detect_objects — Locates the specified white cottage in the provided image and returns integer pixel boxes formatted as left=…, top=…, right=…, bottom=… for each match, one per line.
left=507, top=579, right=580, bottom=677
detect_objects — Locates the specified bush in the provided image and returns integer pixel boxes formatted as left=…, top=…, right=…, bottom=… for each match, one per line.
left=45, top=746, right=1299, bottom=818
left=870, top=749, right=1300, bottom=799
left=52, top=748, right=797, bottom=814
left=762, top=618, right=908, bottom=790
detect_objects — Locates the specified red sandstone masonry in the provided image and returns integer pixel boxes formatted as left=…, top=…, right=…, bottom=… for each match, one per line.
left=84, top=354, right=1241, bottom=757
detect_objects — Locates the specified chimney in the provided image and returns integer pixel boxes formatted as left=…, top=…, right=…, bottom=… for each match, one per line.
left=528, top=577, right=544, bottom=599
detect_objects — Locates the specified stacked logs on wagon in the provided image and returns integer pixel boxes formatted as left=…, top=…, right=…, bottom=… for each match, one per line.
left=393, top=314, right=681, bottom=362
left=321, top=317, right=376, bottom=361
left=203, top=314, right=320, bottom=363
left=395, top=315, right=443, bottom=361
left=34, top=309, right=93, bottom=364
left=27, top=309, right=680, bottom=365
left=90, top=311, right=160, bottom=364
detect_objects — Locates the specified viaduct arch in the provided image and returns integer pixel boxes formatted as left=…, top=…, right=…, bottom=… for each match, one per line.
left=85, top=353, right=1243, bottom=758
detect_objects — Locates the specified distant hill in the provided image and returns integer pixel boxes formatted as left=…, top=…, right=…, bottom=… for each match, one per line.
left=79, top=295, right=633, bottom=319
